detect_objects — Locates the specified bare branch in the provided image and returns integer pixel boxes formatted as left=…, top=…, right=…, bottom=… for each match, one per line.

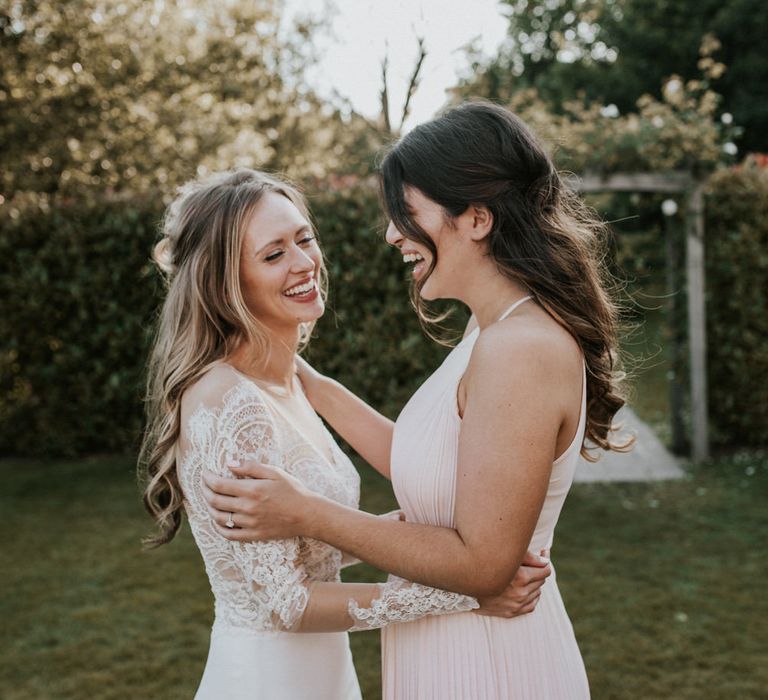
left=399, top=36, right=427, bottom=130
left=379, top=45, right=392, bottom=133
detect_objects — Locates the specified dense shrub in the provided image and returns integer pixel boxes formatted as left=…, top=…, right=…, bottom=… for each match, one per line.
left=0, top=195, right=163, bottom=455
left=0, top=187, right=453, bottom=457
left=3, top=167, right=764, bottom=457
left=705, top=165, right=768, bottom=448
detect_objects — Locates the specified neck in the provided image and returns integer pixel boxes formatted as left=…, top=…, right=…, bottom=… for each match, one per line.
left=458, top=263, right=531, bottom=329
left=228, top=324, right=301, bottom=393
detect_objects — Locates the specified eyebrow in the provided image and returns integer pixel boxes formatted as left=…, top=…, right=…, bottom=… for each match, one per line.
left=255, top=225, right=311, bottom=256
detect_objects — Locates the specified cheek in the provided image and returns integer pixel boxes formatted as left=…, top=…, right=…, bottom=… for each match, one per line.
left=240, top=264, right=279, bottom=310
left=309, top=246, right=323, bottom=270
left=239, top=263, right=260, bottom=299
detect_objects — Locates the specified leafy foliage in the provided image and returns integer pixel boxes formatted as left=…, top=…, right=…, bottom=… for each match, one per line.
left=458, top=35, right=736, bottom=174
left=0, top=0, right=381, bottom=198
left=704, top=161, right=768, bottom=447
left=2, top=162, right=764, bottom=455
left=455, top=0, right=767, bottom=153
left=0, top=194, right=162, bottom=455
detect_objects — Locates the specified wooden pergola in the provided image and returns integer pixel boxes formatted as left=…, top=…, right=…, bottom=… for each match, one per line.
left=567, top=172, right=709, bottom=461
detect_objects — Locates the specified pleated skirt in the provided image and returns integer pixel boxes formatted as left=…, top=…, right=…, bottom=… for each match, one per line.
left=381, top=576, right=589, bottom=700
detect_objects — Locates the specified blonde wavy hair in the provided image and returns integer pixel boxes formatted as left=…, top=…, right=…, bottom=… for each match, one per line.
left=139, top=168, right=326, bottom=547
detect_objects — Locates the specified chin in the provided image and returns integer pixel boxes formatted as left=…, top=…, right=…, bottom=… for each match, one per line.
left=277, top=301, right=325, bottom=330
left=303, top=298, right=326, bottom=322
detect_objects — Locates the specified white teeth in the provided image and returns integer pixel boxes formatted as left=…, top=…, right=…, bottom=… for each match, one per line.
left=402, top=253, right=424, bottom=263
left=284, top=280, right=316, bottom=296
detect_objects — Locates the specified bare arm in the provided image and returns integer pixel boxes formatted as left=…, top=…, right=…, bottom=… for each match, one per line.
left=208, top=327, right=578, bottom=597
left=297, top=311, right=478, bottom=478
left=302, top=553, right=552, bottom=630
left=297, top=356, right=394, bottom=478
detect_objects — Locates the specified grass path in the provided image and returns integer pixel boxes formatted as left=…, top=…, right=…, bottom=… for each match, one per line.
left=2, top=452, right=766, bottom=699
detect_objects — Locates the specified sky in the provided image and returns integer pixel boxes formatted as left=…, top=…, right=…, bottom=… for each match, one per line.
left=283, top=0, right=509, bottom=131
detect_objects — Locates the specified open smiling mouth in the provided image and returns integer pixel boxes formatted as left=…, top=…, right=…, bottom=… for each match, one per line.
left=283, top=278, right=319, bottom=302
left=402, top=251, right=426, bottom=278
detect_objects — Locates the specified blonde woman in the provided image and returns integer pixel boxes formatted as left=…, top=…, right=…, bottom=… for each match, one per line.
left=139, top=168, right=550, bottom=699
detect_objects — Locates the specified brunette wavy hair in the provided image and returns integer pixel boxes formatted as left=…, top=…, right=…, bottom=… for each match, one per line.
left=379, top=101, right=630, bottom=457
left=139, top=168, right=326, bottom=547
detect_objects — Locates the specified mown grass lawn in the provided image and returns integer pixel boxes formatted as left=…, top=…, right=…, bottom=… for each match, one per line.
left=1, top=450, right=766, bottom=699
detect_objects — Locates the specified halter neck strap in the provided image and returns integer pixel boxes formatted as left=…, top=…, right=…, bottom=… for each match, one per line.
left=497, top=295, right=533, bottom=322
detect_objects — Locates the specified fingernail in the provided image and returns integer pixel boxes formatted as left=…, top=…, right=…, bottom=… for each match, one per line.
left=539, top=556, right=550, bottom=564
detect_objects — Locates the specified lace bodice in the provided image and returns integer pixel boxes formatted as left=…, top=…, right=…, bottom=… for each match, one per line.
left=178, top=364, right=476, bottom=635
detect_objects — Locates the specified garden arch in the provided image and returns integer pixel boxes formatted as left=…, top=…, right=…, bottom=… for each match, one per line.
left=567, top=172, right=709, bottom=461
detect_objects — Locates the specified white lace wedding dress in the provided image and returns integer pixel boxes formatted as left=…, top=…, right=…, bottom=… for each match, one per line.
left=177, top=364, right=477, bottom=700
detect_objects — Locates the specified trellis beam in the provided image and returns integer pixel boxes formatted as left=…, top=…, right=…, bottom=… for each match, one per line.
left=685, top=182, right=709, bottom=461
left=566, top=170, right=710, bottom=461
left=565, top=171, right=693, bottom=194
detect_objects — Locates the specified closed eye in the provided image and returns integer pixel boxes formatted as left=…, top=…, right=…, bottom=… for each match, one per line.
left=264, top=233, right=315, bottom=262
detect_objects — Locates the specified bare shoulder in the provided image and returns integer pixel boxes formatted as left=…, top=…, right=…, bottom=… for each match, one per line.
left=181, top=363, right=249, bottom=413
left=468, top=310, right=582, bottom=391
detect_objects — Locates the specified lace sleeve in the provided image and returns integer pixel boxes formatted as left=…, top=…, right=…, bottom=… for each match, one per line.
left=182, top=368, right=475, bottom=635
left=346, top=575, right=478, bottom=632
left=182, top=372, right=311, bottom=632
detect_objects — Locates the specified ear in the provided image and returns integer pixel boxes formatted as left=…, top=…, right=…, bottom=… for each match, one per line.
left=466, top=205, right=493, bottom=242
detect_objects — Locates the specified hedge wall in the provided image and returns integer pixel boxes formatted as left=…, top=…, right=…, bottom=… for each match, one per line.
left=0, top=196, right=162, bottom=455
left=705, top=165, right=768, bottom=448
left=0, top=188, right=453, bottom=457
left=2, top=168, right=765, bottom=457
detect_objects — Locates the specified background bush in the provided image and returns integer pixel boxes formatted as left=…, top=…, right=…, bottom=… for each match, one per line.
left=0, top=186, right=454, bottom=457
left=1, top=166, right=765, bottom=457
left=0, top=195, right=162, bottom=455
left=705, top=164, right=768, bottom=447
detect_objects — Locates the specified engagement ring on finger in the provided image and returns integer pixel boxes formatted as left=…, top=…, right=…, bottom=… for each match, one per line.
left=226, top=512, right=235, bottom=529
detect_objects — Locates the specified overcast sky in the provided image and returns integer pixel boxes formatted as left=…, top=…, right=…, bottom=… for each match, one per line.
left=283, top=0, right=509, bottom=131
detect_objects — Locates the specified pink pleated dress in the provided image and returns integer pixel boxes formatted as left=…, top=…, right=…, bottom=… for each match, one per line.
left=382, top=297, right=590, bottom=699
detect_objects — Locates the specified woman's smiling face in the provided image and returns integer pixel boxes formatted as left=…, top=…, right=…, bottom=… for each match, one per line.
left=385, top=186, right=464, bottom=301
left=239, top=191, right=324, bottom=332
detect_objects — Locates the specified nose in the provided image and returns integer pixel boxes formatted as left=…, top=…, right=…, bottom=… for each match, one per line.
left=289, top=245, right=316, bottom=274
left=385, top=221, right=403, bottom=247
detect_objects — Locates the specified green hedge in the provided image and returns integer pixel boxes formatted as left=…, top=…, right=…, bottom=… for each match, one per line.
left=705, top=165, right=768, bottom=448
left=0, top=188, right=453, bottom=457
left=0, top=196, right=163, bottom=455
left=2, top=169, right=765, bottom=457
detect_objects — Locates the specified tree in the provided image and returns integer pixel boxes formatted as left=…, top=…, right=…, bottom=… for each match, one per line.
left=454, top=0, right=768, bottom=153
left=0, top=0, right=380, bottom=198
